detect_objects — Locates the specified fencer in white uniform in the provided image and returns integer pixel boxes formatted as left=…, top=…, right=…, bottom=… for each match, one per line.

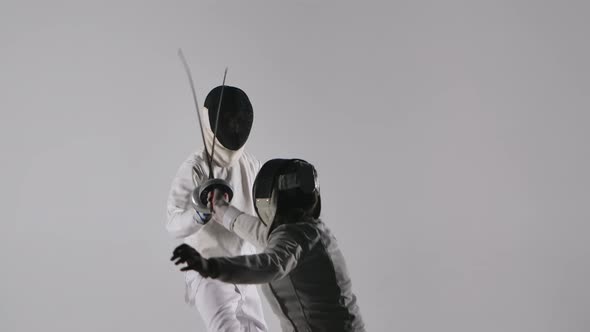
left=166, top=86, right=267, bottom=332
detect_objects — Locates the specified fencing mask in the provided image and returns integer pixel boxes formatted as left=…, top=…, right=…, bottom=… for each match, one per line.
left=253, top=159, right=321, bottom=227
left=204, top=85, right=254, bottom=151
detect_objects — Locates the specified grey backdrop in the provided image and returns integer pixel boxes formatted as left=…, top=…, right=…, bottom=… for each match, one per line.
left=1, top=1, right=589, bottom=331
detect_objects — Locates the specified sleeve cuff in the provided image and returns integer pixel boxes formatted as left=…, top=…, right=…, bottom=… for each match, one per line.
left=222, top=205, right=244, bottom=230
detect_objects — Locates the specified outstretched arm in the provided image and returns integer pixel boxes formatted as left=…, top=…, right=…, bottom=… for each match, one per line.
left=211, top=200, right=269, bottom=249
left=213, top=226, right=308, bottom=284
left=172, top=223, right=321, bottom=284
left=209, top=156, right=268, bottom=248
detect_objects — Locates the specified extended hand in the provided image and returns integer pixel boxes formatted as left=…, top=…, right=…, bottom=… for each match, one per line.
left=170, top=244, right=218, bottom=278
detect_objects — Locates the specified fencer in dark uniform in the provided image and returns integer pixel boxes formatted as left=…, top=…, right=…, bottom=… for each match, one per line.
left=171, top=159, right=366, bottom=332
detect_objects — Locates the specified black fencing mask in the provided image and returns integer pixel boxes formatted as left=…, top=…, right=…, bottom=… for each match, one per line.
left=204, top=86, right=253, bottom=151
left=253, top=159, right=321, bottom=227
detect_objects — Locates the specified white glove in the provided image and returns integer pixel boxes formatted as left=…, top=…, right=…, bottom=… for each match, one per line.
left=194, top=208, right=212, bottom=225
left=192, top=187, right=212, bottom=224
left=208, top=189, right=242, bottom=229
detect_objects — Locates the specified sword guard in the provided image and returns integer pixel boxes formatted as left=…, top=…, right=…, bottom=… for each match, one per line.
left=194, top=178, right=234, bottom=207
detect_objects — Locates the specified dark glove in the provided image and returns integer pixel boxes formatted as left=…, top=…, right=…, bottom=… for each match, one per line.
left=170, top=244, right=219, bottom=278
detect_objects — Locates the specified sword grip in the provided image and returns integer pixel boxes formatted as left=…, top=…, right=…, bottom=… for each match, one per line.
left=197, top=178, right=234, bottom=206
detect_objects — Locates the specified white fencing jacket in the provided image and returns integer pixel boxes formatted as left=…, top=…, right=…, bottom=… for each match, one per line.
left=165, top=107, right=261, bottom=258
